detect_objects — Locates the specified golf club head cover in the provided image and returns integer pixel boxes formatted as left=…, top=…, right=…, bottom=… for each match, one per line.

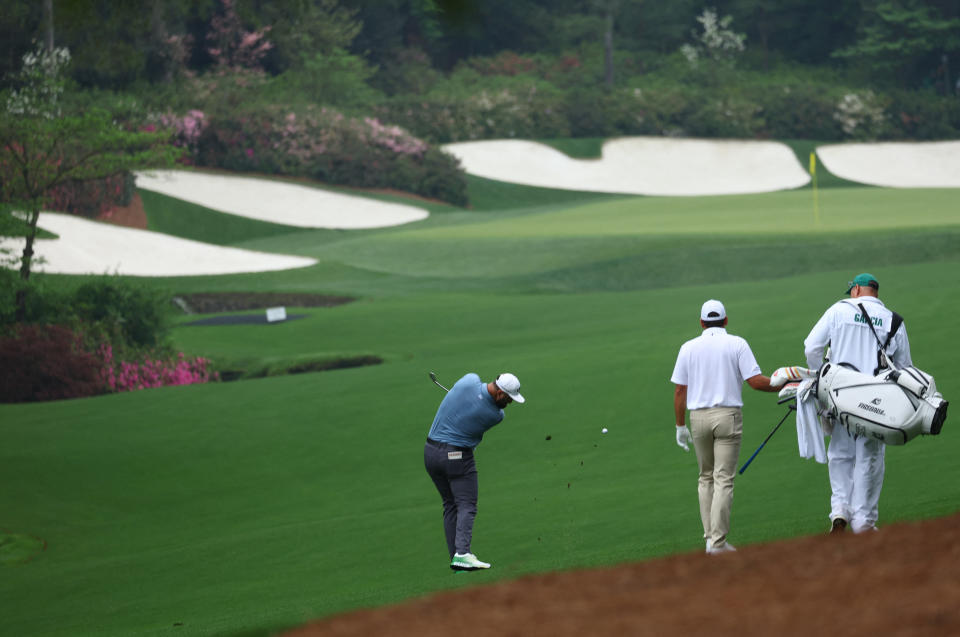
left=771, top=366, right=816, bottom=388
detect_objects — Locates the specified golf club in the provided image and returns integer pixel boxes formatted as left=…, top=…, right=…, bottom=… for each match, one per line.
left=429, top=371, right=449, bottom=392
left=738, top=403, right=796, bottom=475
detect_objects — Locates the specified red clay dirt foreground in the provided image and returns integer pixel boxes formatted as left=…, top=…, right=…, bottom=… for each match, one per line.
left=284, top=511, right=960, bottom=637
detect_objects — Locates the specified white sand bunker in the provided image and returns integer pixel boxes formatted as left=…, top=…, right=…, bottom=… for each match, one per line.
left=816, top=141, right=960, bottom=188
left=443, top=137, right=811, bottom=196
left=135, top=170, right=429, bottom=229
left=0, top=213, right=317, bottom=276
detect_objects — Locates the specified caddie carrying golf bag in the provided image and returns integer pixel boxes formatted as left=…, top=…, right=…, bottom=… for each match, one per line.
left=815, top=362, right=948, bottom=445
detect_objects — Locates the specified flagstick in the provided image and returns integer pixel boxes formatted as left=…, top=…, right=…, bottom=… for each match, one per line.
left=809, top=151, right=820, bottom=227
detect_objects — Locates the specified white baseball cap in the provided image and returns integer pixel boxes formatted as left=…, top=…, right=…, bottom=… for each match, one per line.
left=700, top=299, right=726, bottom=321
left=495, top=373, right=525, bottom=403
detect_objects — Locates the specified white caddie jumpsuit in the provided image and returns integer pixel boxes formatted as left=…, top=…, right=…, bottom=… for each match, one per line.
left=804, top=296, right=912, bottom=532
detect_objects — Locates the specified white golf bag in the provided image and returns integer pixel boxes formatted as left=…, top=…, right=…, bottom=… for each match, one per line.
left=814, top=362, right=948, bottom=445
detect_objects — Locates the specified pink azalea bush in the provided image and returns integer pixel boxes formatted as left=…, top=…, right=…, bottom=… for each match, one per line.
left=194, top=105, right=467, bottom=205
left=147, top=110, right=208, bottom=161
left=97, top=343, right=217, bottom=393
left=0, top=327, right=217, bottom=403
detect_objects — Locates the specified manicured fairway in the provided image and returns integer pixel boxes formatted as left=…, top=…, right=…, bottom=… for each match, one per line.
left=1, top=168, right=958, bottom=637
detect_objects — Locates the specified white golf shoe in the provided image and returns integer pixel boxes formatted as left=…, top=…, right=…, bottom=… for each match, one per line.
left=451, top=552, right=491, bottom=570
left=706, top=541, right=737, bottom=555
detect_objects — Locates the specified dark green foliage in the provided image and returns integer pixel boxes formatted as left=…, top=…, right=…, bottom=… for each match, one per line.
left=885, top=89, right=960, bottom=139
left=70, top=278, right=172, bottom=349
left=755, top=85, right=844, bottom=140
left=374, top=68, right=960, bottom=142
left=832, top=1, right=960, bottom=88
left=0, top=274, right=61, bottom=333
left=0, top=276, right=172, bottom=351
left=375, top=77, right=572, bottom=143
left=413, top=147, right=468, bottom=206
left=1, top=0, right=957, bottom=94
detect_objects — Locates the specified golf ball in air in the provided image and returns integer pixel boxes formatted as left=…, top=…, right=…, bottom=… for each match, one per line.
left=601, top=428, right=608, bottom=434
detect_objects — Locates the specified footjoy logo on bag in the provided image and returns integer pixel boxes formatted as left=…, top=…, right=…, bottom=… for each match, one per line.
left=858, top=401, right=886, bottom=415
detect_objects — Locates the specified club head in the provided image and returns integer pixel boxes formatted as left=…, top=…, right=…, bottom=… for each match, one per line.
left=428, top=371, right=449, bottom=392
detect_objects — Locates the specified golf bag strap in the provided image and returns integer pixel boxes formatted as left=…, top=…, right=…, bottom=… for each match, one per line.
left=884, top=311, right=903, bottom=349
left=858, top=302, right=902, bottom=374
left=856, top=302, right=903, bottom=350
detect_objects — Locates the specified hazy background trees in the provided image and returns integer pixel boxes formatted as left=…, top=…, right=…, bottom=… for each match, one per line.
left=2, top=0, right=958, bottom=94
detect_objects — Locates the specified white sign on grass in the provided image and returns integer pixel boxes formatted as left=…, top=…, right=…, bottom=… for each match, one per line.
left=266, top=307, right=287, bottom=323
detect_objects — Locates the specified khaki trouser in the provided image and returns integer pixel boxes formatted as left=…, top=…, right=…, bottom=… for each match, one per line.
left=690, top=407, right=743, bottom=548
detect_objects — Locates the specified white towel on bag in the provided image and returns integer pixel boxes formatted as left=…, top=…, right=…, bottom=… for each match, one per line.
left=795, top=379, right=828, bottom=463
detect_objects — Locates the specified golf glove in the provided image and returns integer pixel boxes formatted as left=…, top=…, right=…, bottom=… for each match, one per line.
left=676, top=425, right=692, bottom=452
left=778, top=382, right=800, bottom=401
left=771, top=366, right=815, bottom=388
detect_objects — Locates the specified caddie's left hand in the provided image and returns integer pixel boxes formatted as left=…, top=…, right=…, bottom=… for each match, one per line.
left=676, top=425, right=692, bottom=452
left=771, top=366, right=815, bottom=388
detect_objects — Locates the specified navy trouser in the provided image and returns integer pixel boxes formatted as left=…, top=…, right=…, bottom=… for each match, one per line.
left=424, top=438, right=478, bottom=558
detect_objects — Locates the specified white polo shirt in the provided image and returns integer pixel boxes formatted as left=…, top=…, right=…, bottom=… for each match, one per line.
left=804, top=297, right=911, bottom=374
left=671, top=327, right=763, bottom=410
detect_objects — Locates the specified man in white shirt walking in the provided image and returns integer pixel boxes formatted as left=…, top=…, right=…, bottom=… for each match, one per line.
left=671, top=299, right=778, bottom=554
left=804, top=273, right=912, bottom=534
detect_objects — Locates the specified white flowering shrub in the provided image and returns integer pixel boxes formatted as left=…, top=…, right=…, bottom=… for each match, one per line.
left=5, top=47, right=71, bottom=118
left=834, top=91, right=888, bottom=139
left=682, top=8, right=746, bottom=68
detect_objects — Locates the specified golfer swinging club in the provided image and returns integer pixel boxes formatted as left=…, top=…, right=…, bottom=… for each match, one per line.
left=671, top=300, right=778, bottom=553
left=424, top=372, right=525, bottom=571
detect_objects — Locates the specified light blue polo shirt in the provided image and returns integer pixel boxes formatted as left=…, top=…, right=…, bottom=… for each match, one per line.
left=427, top=373, right=504, bottom=448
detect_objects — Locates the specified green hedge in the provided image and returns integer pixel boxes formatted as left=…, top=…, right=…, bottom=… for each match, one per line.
left=373, top=63, right=960, bottom=143
left=0, top=276, right=172, bottom=349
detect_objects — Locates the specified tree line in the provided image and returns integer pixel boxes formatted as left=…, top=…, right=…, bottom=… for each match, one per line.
left=2, top=0, right=959, bottom=95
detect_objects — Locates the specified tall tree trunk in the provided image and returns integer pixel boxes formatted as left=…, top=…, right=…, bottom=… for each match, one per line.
left=18, top=205, right=41, bottom=282
left=14, top=205, right=40, bottom=321
left=150, top=0, right=170, bottom=81
left=43, top=0, right=54, bottom=51
left=604, top=10, right=614, bottom=90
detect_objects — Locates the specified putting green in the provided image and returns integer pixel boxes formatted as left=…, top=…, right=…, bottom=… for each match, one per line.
left=410, top=188, right=959, bottom=238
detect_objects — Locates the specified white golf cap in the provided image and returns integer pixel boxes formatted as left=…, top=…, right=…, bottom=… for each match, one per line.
left=700, top=299, right=726, bottom=321
left=495, top=373, right=525, bottom=403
